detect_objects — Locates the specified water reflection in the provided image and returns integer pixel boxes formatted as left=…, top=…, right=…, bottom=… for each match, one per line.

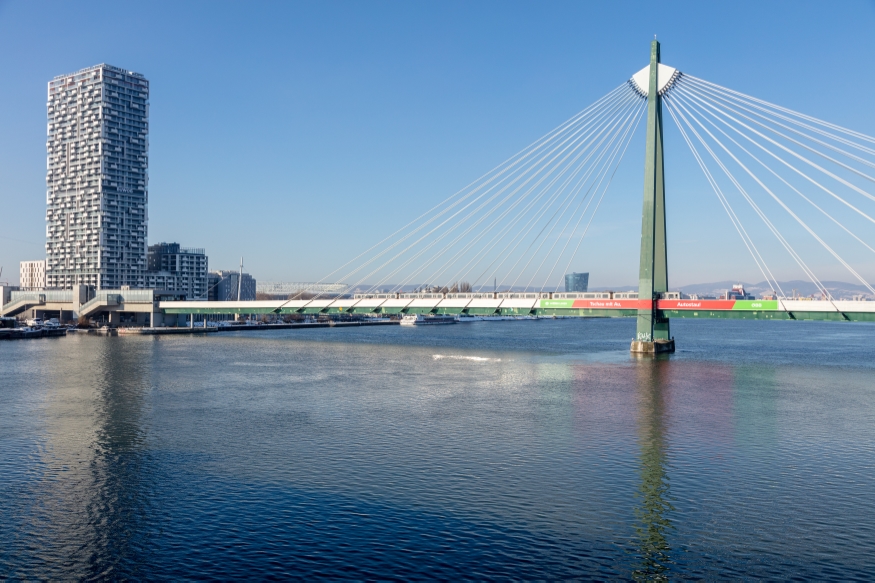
left=732, top=366, right=778, bottom=452
left=632, top=359, right=674, bottom=581
left=34, top=336, right=153, bottom=579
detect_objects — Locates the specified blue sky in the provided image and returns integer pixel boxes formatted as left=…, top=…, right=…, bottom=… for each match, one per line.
left=1, top=0, right=874, bottom=288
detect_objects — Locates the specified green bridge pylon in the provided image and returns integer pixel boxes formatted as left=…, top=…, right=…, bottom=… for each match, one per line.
left=632, top=40, right=675, bottom=354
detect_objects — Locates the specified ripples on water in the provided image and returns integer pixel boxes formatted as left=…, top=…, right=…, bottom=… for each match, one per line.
left=2, top=319, right=875, bottom=579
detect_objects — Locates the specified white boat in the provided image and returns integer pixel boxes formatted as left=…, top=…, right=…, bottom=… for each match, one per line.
left=457, top=314, right=485, bottom=322
left=400, top=314, right=458, bottom=326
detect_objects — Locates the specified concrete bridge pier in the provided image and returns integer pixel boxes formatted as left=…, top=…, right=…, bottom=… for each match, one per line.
left=632, top=39, right=675, bottom=355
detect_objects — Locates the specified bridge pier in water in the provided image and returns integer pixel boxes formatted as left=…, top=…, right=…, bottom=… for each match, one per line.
left=632, top=39, right=675, bottom=355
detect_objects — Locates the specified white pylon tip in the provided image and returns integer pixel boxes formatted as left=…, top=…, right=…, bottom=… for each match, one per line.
left=630, top=63, right=680, bottom=97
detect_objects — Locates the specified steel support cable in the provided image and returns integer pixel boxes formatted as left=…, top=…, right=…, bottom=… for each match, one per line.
left=442, top=106, right=633, bottom=291
left=672, top=96, right=834, bottom=299
left=502, top=101, right=645, bottom=291
left=670, top=95, right=824, bottom=297
left=302, top=83, right=630, bottom=302
left=520, top=102, right=645, bottom=291
left=485, top=102, right=644, bottom=292
left=409, top=93, right=646, bottom=290
left=422, top=103, right=629, bottom=289
left=382, top=90, right=644, bottom=293
left=671, top=98, right=839, bottom=299
left=546, top=101, right=647, bottom=292
left=478, top=98, right=643, bottom=291
left=510, top=117, right=633, bottom=292
left=447, top=98, right=645, bottom=290
left=687, top=75, right=875, bottom=147
left=678, top=81, right=875, bottom=197
left=674, top=93, right=875, bottom=295
left=383, top=92, right=643, bottom=293
left=685, top=79, right=875, bottom=171
left=536, top=102, right=646, bottom=291
left=300, top=112, right=580, bottom=303
left=676, top=83, right=875, bottom=229
left=664, top=96, right=785, bottom=295
left=344, top=88, right=638, bottom=295
left=361, top=90, right=642, bottom=295
left=674, top=87, right=875, bottom=256
left=683, top=76, right=875, bottom=161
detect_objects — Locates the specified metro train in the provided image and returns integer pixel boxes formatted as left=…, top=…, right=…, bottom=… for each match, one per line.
left=353, top=290, right=682, bottom=300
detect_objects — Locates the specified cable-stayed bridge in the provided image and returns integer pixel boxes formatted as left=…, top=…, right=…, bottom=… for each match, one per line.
left=162, top=41, right=875, bottom=351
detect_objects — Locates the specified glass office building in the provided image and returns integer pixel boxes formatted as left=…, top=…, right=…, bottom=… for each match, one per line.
left=564, top=272, right=589, bottom=293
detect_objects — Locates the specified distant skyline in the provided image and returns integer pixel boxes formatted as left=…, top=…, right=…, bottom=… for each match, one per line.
left=2, top=1, right=875, bottom=288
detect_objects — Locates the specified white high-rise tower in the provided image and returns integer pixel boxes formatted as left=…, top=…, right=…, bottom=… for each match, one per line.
left=45, top=64, right=149, bottom=290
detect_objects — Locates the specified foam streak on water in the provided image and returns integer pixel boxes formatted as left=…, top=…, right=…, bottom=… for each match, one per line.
left=1, top=319, right=874, bottom=579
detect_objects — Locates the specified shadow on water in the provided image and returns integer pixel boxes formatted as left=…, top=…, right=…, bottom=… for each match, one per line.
left=631, top=357, right=675, bottom=581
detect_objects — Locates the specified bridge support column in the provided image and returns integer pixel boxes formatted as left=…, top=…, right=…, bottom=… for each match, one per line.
left=632, top=39, right=674, bottom=355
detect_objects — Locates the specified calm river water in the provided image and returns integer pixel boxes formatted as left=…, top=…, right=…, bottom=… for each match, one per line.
left=2, top=318, right=874, bottom=579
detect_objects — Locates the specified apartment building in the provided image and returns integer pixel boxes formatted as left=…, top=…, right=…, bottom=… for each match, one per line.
left=45, top=64, right=149, bottom=290
left=19, top=260, right=46, bottom=290
left=147, top=242, right=208, bottom=299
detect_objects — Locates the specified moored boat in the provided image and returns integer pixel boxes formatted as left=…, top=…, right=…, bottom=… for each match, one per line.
left=400, top=314, right=458, bottom=326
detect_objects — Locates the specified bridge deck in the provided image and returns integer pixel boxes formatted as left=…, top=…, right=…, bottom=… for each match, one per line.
left=158, top=298, right=875, bottom=322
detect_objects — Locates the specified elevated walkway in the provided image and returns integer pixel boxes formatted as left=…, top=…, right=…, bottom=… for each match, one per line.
left=1, top=295, right=45, bottom=317
left=77, top=293, right=120, bottom=318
